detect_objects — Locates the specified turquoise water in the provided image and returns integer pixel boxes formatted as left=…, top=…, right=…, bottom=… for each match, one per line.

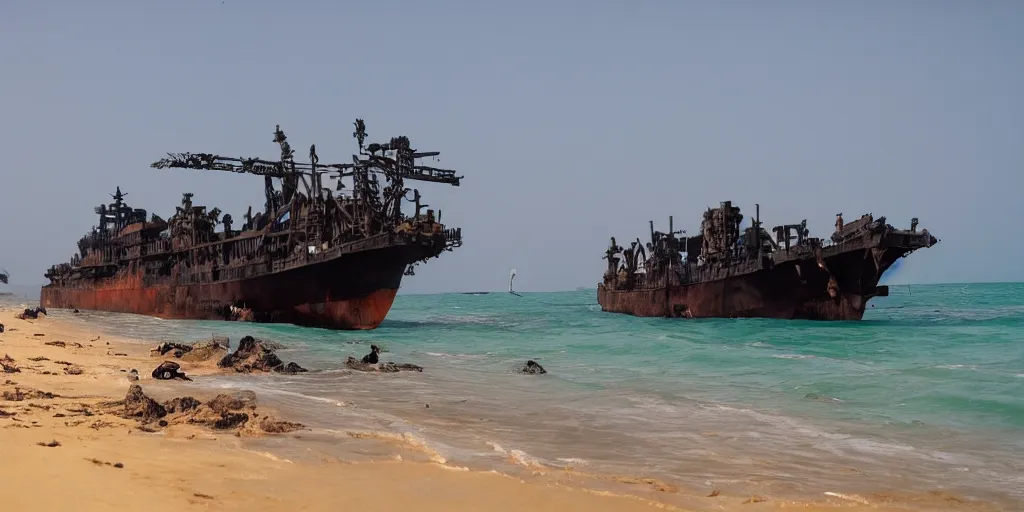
left=20, top=282, right=1024, bottom=506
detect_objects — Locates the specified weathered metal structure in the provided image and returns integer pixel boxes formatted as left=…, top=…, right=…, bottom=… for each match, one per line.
left=598, top=203, right=938, bottom=320
left=41, top=119, right=464, bottom=330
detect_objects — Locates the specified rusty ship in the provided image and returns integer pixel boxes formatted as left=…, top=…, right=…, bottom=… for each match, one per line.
left=598, top=202, right=938, bottom=320
left=41, top=119, right=464, bottom=330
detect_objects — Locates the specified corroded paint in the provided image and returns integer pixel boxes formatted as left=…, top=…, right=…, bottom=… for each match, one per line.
left=598, top=202, right=937, bottom=322
left=598, top=246, right=901, bottom=321
left=42, top=284, right=400, bottom=330
left=42, top=119, right=466, bottom=332
left=292, top=288, right=399, bottom=330
left=41, top=245, right=414, bottom=330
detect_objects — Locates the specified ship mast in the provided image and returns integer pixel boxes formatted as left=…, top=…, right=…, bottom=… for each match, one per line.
left=150, top=118, right=464, bottom=244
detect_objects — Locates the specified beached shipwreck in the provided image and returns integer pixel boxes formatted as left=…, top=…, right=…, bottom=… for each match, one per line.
left=41, top=120, right=464, bottom=330
left=598, top=203, right=938, bottom=321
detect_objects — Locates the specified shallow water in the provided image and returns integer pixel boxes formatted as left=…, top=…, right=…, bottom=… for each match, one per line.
left=19, top=282, right=1024, bottom=507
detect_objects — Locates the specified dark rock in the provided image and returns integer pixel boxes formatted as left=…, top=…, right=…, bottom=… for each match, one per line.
left=0, top=323, right=4, bottom=333
left=217, top=336, right=306, bottom=374
left=122, top=384, right=166, bottom=422
left=519, top=360, right=547, bottom=375
left=3, top=387, right=58, bottom=401
left=163, top=396, right=202, bottom=414
left=279, top=362, right=308, bottom=374
left=258, top=416, right=305, bottom=433
left=344, top=356, right=423, bottom=373
left=17, top=307, right=46, bottom=320
left=206, top=394, right=249, bottom=415
left=151, top=361, right=192, bottom=381
left=1, top=354, right=19, bottom=373
left=213, top=412, right=249, bottom=429
left=111, top=385, right=301, bottom=436
left=151, top=337, right=229, bottom=362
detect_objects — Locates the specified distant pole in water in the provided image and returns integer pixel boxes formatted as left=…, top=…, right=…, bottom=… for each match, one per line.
left=509, top=268, right=522, bottom=297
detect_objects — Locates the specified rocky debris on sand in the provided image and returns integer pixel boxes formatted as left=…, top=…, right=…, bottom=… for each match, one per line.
left=206, top=390, right=256, bottom=414
left=164, top=396, right=201, bottom=414
left=1, top=354, right=19, bottom=373
left=150, top=336, right=229, bottom=362
left=518, top=360, right=547, bottom=375
left=262, top=340, right=288, bottom=350
left=0, top=323, right=5, bottom=333
left=152, top=361, right=193, bottom=381
left=123, top=384, right=167, bottom=422
left=217, top=336, right=307, bottom=374
left=115, top=385, right=302, bottom=434
left=213, top=412, right=249, bottom=429
left=44, top=341, right=66, bottom=348
left=344, top=356, right=423, bottom=373
left=258, top=416, right=305, bottom=433
left=2, top=387, right=59, bottom=401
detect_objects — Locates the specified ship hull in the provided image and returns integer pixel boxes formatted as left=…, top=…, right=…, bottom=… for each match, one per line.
left=41, top=245, right=422, bottom=330
left=598, top=246, right=901, bottom=321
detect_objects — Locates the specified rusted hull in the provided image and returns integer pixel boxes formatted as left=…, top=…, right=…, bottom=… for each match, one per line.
left=40, top=246, right=418, bottom=330
left=598, top=246, right=901, bottom=321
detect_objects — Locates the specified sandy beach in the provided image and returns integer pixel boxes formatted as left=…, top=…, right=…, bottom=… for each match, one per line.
left=0, top=307, right=1003, bottom=512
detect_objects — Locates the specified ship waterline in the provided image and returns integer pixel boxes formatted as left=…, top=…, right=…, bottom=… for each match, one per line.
left=41, top=241, right=440, bottom=329
left=41, top=119, right=465, bottom=330
left=599, top=247, right=895, bottom=320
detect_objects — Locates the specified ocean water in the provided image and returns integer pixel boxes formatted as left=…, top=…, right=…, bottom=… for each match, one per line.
left=11, top=283, right=1024, bottom=507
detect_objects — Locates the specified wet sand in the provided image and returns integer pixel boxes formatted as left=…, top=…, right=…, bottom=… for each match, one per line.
left=0, top=308, right=1002, bottom=511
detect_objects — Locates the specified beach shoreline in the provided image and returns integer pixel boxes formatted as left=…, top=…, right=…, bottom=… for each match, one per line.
left=0, top=306, right=1007, bottom=511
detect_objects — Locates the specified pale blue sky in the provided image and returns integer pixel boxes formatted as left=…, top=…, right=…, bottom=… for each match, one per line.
left=1, top=1, right=1021, bottom=294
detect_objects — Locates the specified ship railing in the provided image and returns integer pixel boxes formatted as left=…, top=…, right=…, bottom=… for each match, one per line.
left=443, top=227, right=463, bottom=248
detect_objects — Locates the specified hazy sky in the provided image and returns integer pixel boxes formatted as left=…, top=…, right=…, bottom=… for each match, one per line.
left=1, top=1, right=1022, bottom=294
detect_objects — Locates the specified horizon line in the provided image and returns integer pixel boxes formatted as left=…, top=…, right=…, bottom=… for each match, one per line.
left=397, top=279, right=1024, bottom=296
left=2, top=279, right=1022, bottom=299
